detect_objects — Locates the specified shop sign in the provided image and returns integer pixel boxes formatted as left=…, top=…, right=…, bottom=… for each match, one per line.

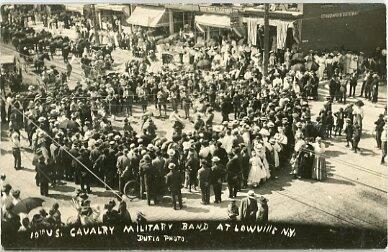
left=320, top=11, right=359, bottom=19
left=167, top=4, right=200, bottom=12
left=199, top=6, right=239, bottom=15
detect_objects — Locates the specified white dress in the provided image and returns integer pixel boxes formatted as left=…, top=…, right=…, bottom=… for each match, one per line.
left=248, top=156, right=266, bottom=184
left=242, top=130, right=252, bottom=156
left=258, top=149, right=271, bottom=179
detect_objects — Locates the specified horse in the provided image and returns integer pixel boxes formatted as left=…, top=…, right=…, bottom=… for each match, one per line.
left=33, top=52, right=50, bottom=73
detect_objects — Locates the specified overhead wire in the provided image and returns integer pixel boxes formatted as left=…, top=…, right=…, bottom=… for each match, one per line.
left=1, top=95, right=124, bottom=201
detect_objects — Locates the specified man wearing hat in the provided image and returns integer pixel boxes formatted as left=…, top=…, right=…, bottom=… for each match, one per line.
left=117, top=149, right=130, bottom=193
left=165, top=163, right=183, bottom=210
left=227, top=199, right=239, bottom=221
left=344, top=118, right=354, bottom=148
left=184, top=148, right=200, bottom=192
left=256, top=196, right=269, bottom=223
left=221, top=96, right=232, bottom=122
left=152, top=150, right=166, bottom=195
left=12, top=189, right=21, bottom=206
left=35, top=152, right=50, bottom=196
left=164, top=148, right=179, bottom=173
left=226, top=150, right=241, bottom=198
left=2, top=201, right=21, bottom=235
left=239, top=190, right=259, bottom=223
left=303, top=114, right=318, bottom=139
left=1, top=183, right=12, bottom=211
left=381, top=119, right=388, bottom=164
left=374, top=114, right=385, bottom=149
left=211, top=156, right=225, bottom=203
left=139, top=155, right=158, bottom=205
left=10, top=129, right=21, bottom=170
left=197, top=160, right=211, bottom=205
left=213, top=141, right=229, bottom=167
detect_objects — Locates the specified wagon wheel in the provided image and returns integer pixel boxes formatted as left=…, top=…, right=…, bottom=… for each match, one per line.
left=123, top=180, right=139, bottom=200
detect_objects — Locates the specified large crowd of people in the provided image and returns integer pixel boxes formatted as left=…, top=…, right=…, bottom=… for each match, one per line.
left=1, top=7, right=387, bottom=233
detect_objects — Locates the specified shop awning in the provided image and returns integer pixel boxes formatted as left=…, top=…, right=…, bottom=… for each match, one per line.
left=126, top=6, right=168, bottom=28
left=65, top=4, right=84, bottom=14
left=195, top=14, right=231, bottom=29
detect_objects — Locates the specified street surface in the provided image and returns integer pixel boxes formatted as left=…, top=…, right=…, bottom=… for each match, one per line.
left=0, top=39, right=387, bottom=230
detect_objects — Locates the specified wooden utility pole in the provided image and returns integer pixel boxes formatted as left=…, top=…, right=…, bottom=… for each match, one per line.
left=92, top=4, right=100, bottom=46
left=263, top=3, right=270, bottom=77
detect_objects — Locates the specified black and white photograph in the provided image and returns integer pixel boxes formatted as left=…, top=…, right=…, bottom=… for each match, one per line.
left=0, top=3, right=387, bottom=249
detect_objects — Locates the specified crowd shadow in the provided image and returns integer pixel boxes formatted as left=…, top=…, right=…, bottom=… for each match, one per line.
left=325, top=150, right=347, bottom=158
left=48, top=193, right=73, bottom=201
left=325, top=162, right=336, bottom=176
left=184, top=206, right=210, bottom=213
left=1, top=123, right=10, bottom=141
left=89, top=190, right=117, bottom=198
left=358, top=190, right=386, bottom=205
left=181, top=191, right=202, bottom=200
left=0, top=148, right=13, bottom=155
left=21, top=147, right=34, bottom=153
left=324, top=177, right=355, bottom=186
left=358, top=147, right=379, bottom=157
left=51, top=184, right=75, bottom=193
left=19, top=166, right=35, bottom=172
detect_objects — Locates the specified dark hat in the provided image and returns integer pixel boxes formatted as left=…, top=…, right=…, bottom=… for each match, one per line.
left=2, top=183, right=12, bottom=192
left=12, top=189, right=20, bottom=198
left=259, top=196, right=268, bottom=203
left=79, top=193, right=89, bottom=200
left=39, top=208, right=48, bottom=217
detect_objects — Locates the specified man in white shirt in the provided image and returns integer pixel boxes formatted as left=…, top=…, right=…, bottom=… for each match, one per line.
left=10, top=130, right=21, bottom=170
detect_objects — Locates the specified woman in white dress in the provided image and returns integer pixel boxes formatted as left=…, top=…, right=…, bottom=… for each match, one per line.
left=241, top=125, right=252, bottom=156
left=255, top=143, right=271, bottom=180
left=312, top=137, right=327, bottom=181
left=316, top=54, right=326, bottom=81
left=248, top=150, right=266, bottom=187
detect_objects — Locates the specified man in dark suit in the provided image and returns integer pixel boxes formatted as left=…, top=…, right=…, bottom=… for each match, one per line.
left=211, top=157, right=225, bottom=203
left=166, top=163, right=183, bottom=210
left=35, top=154, right=50, bottom=196
left=79, top=148, right=92, bottom=193
left=226, top=150, right=241, bottom=198
left=213, top=141, right=228, bottom=167
left=257, top=196, right=269, bottom=223
left=197, top=160, right=211, bottom=205
left=185, top=149, right=200, bottom=192
left=239, top=190, right=258, bottom=223
left=139, top=155, right=158, bottom=205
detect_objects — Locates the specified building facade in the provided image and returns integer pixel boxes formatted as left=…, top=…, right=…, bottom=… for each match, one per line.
left=300, top=3, right=386, bottom=54
left=126, top=3, right=385, bottom=54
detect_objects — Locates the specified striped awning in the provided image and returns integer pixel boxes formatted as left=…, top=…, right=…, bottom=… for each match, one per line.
left=127, top=6, right=168, bottom=28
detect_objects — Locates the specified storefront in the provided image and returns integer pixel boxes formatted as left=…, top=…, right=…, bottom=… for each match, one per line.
left=243, top=17, right=299, bottom=50
left=194, top=6, right=244, bottom=41
left=164, top=4, right=199, bottom=34
left=95, top=4, right=130, bottom=32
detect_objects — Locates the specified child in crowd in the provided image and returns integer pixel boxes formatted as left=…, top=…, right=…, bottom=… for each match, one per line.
left=334, top=108, right=344, bottom=136
left=325, top=111, right=334, bottom=138
left=344, top=118, right=354, bottom=148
